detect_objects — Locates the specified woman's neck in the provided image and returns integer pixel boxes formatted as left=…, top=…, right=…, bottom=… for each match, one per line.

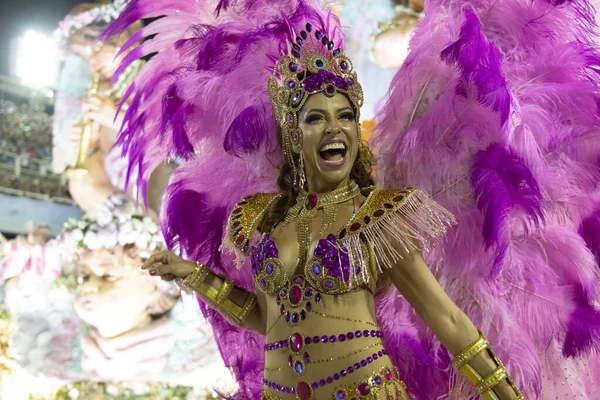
left=306, top=177, right=350, bottom=194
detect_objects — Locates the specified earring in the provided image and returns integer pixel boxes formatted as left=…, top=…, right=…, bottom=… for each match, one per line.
left=298, top=154, right=306, bottom=192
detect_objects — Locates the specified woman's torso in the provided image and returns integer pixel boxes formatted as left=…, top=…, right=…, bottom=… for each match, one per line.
left=250, top=194, right=408, bottom=399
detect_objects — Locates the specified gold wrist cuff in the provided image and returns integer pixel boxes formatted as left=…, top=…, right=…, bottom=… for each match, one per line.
left=183, top=262, right=210, bottom=290
left=453, top=331, right=525, bottom=400
left=478, top=365, right=508, bottom=394
left=453, top=330, right=488, bottom=369
left=184, top=264, right=257, bottom=326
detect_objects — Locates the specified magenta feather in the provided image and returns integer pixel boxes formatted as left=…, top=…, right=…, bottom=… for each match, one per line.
left=374, top=0, right=600, bottom=396
left=470, top=143, right=544, bottom=277
left=579, top=206, right=600, bottom=268
left=441, top=10, right=510, bottom=124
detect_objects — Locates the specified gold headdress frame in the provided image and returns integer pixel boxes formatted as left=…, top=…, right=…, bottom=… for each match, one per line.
left=267, top=22, right=365, bottom=179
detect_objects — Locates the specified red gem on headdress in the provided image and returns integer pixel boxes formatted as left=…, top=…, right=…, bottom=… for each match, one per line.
left=306, top=193, right=318, bottom=210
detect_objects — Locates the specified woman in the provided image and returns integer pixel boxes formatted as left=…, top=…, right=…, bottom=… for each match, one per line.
left=107, top=0, right=599, bottom=398
left=55, top=1, right=172, bottom=219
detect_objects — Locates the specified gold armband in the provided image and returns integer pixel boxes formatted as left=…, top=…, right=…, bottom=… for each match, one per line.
left=453, top=331, right=524, bottom=400
left=184, top=262, right=257, bottom=326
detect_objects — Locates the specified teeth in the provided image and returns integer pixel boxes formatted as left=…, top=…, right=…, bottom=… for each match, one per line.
left=320, top=142, right=346, bottom=152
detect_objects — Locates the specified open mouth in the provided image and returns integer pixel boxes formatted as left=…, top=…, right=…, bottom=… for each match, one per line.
left=319, top=141, right=348, bottom=165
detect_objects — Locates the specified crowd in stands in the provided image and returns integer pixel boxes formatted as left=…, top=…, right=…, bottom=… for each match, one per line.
left=0, top=100, right=52, bottom=163
left=0, top=100, right=70, bottom=200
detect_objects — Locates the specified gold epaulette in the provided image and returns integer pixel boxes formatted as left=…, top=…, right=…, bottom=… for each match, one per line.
left=227, top=193, right=280, bottom=255
left=340, top=188, right=418, bottom=240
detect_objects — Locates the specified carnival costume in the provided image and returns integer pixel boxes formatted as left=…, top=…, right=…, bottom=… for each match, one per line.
left=104, top=0, right=600, bottom=398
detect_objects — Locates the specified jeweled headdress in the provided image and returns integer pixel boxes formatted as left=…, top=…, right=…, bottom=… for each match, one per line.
left=268, top=21, right=364, bottom=170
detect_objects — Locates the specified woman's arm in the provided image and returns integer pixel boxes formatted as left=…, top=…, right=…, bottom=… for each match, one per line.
left=142, top=251, right=266, bottom=335
left=385, top=247, right=522, bottom=399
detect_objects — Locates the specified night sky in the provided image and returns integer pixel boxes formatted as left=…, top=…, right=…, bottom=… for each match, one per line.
left=0, top=0, right=83, bottom=76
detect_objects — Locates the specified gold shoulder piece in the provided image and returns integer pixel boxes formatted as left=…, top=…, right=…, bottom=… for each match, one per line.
left=227, top=193, right=280, bottom=255
left=342, top=188, right=418, bottom=239
left=338, top=187, right=455, bottom=273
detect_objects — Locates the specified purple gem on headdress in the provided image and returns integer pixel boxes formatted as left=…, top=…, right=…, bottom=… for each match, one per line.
left=333, top=48, right=341, bottom=56
left=306, top=23, right=312, bottom=32
left=301, top=30, right=308, bottom=39
left=293, top=43, right=300, bottom=51
left=292, top=50, right=301, bottom=59
left=321, top=36, right=328, bottom=45
left=315, top=59, right=324, bottom=68
left=326, top=85, right=335, bottom=95
left=315, top=30, right=322, bottom=40
left=328, top=41, right=334, bottom=51
left=347, top=78, right=355, bottom=86
left=340, top=61, right=348, bottom=70
left=288, top=114, right=294, bottom=124
left=291, top=92, right=301, bottom=107
left=287, top=81, right=296, bottom=89
left=296, top=37, right=303, bottom=46
left=290, top=62, right=298, bottom=72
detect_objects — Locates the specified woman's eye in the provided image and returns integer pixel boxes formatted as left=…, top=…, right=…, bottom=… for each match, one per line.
left=103, top=274, right=121, bottom=281
left=340, top=112, right=354, bottom=120
left=306, top=115, right=324, bottom=123
left=77, top=274, right=90, bottom=284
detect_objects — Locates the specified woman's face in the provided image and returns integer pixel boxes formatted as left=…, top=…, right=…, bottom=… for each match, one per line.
left=74, top=247, right=162, bottom=338
left=70, top=27, right=119, bottom=78
left=298, top=92, right=359, bottom=193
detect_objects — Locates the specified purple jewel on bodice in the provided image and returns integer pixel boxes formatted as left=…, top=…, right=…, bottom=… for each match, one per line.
left=251, top=235, right=279, bottom=277
left=313, top=234, right=351, bottom=282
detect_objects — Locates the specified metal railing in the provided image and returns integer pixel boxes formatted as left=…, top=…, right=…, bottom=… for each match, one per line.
left=0, top=150, right=74, bottom=204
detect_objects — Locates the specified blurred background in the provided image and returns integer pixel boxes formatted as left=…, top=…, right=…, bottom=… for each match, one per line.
left=0, top=0, right=424, bottom=398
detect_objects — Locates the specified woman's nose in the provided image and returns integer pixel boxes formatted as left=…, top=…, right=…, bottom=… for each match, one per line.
left=325, top=120, right=341, bottom=135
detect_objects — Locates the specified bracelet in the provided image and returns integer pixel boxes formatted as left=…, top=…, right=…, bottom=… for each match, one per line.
left=453, top=331, right=524, bottom=400
left=183, top=262, right=210, bottom=290
left=182, top=262, right=258, bottom=327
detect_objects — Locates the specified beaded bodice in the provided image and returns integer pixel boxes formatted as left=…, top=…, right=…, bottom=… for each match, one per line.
left=229, top=187, right=440, bottom=295
left=224, top=186, right=455, bottom=400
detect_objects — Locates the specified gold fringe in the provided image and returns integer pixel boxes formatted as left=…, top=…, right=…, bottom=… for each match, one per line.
left=342, top=189, right=456, bottom=283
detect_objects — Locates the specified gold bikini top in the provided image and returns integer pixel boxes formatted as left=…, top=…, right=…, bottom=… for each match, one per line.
left=224, top=187, right=455, bottom=297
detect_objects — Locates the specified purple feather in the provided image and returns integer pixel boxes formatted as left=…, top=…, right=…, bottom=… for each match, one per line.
left=441, top=10, right=510, bottom=124
left=470, top=143, right=544, bottom=277
left=224, top=105, right=269, bottom=156
left=163, top=187, right=226, bottom=267
left=563, top=284, right=600, bottom=357
left=579, top=206, right=600, bottom=269
left=215, top=0, right=231, bottom=16
left=161, top=83, right=195, bottom=158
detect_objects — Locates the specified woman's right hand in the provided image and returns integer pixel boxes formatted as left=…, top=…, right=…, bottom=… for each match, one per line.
left=141, top=251, right=196, bottom=281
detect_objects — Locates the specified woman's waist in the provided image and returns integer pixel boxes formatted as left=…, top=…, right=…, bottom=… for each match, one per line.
left=264, top=328, right=387, bottom=379
left=262, top=346, right=402, bottom=399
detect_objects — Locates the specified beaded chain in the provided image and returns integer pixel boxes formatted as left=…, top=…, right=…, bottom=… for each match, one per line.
left=265, top=329, right=384, bottom=351
left=285, top=180, right=361, bottom=268
left=263, top=348, right=389, bottom=394
left=265, top=342, right=384, bottom=372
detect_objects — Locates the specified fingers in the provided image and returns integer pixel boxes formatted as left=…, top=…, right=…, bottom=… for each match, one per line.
left=141, top=251, right=169, bottom=270
left=161, top=274, right=176, bottom=282
left=148, top=263, right=173, bottom=277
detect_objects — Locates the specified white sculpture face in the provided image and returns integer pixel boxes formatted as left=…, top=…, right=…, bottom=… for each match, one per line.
left=73, top=247, right=162, bottom=338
